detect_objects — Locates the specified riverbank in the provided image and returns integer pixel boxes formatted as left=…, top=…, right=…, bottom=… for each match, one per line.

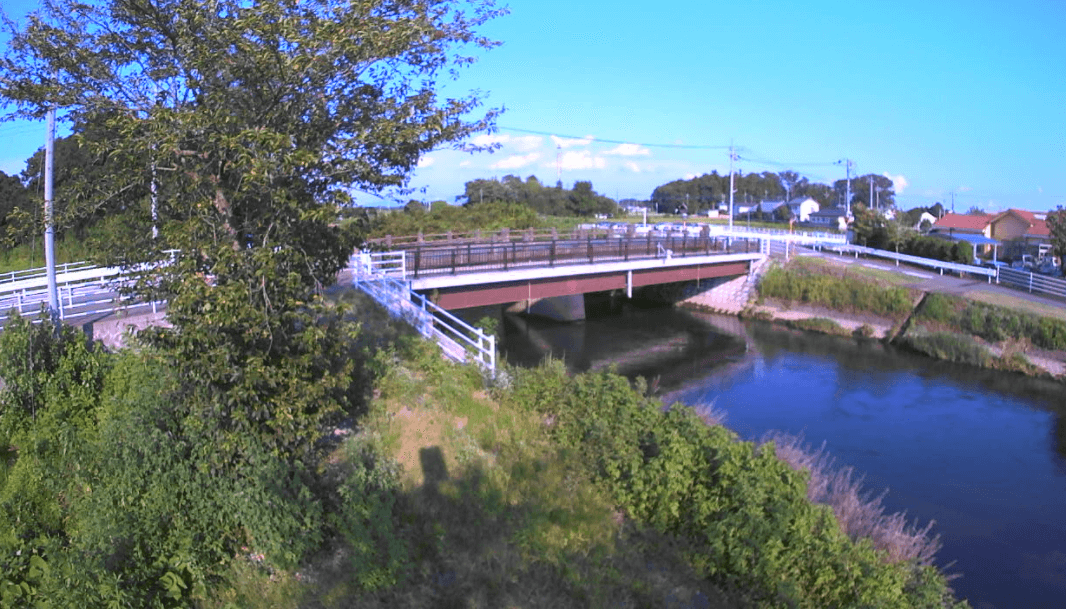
left=703, top=257, right=1066, bottom=380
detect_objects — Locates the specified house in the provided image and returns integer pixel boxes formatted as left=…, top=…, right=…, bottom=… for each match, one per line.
left=750, top=197, right=820, bottom=222
left=929, top=212, right=997, bottom=255
left=914, top=211, right=937, bottom=230
left=929, top=212, right=994, bottom=238
left=989, top=209, right=1053, bottom=259
left=751, top=200, right=787, bottom=216
left=806, top=207, right=848, bottom=231
left=787, top=197, right=820, bottom=222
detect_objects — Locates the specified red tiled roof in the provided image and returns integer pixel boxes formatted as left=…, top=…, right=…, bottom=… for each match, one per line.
left=932, top=213, right=993, bottom=232
left=992, top=209, right=1050, bottom=237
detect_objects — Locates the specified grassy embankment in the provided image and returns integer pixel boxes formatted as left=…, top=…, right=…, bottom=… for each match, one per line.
left=210, top=290, right=966, bottom=608
left=753, top=257, right=1066, bottom=378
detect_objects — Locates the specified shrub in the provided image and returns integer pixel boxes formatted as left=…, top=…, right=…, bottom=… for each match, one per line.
left=758, top=268, right=915, bottom=318
left=898, top=332, right=991, bottom=367
left=787, top=317, right=850, bottom=336
left=506, top=364, right=966, bottom=608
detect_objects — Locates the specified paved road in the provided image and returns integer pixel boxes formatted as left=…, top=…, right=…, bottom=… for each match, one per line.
left=799, top=249, right=1066, bottom=311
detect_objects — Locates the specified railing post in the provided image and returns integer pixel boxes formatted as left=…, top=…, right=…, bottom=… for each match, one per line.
left=414, top=247, right=422, bottom=279
left=587, top=235, right=593, bottom=263
left=451, top=248, right=457, bottom=274
left=550, top=240, right=556, bottom=267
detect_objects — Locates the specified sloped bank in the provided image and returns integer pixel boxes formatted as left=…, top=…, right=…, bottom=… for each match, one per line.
left=734, top=264, right=1066, bottom=380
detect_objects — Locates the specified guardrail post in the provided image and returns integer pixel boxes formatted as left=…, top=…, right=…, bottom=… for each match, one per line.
left=550, top=240, right=556, bottom=267
left=587, top=235, right=593, bottom=263
left=1029, top=272, right=1034, bottom=293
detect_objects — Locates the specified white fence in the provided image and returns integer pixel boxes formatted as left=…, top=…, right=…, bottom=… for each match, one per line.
left=997, top=267, right=1066, bottom=299
left=352, top=251, right=496, bottom=374
left=0, top=262, right=162, bottom=324
left=818, top=244, right=997, bottom=280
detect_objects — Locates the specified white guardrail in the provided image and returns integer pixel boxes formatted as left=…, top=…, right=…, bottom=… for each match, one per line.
left=997, top=267, right=1066, bottom=299
left=352, top=251, right=496, bottom=374
left=818, top=243, right=997, bottom=280
left=0, top=260, right=165, bottom=325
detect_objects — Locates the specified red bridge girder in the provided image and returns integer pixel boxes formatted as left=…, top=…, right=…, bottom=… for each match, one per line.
left=425, top=260, right=750, bottom=310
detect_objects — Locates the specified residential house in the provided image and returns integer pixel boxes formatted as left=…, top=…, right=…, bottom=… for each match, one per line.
left=929, top=212, right=996, bottom=255
left=806, top=207, right=848, bottom=231
left=750, top=197, right=820, bottom=222
left=914, top=211, right=937, bottom=230
left=787, top=197, right=820, bottom=222
left=989, top=209, right=1053, bottom=260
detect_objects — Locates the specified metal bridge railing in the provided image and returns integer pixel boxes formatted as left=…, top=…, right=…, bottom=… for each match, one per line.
left=380, top=235, right=764, bottom=279
left=352, top=251, right=496, bottom=374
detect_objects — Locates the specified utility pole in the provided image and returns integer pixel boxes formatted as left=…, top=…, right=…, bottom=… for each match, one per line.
left=837, top=158, right=854, bottom=216
left=869, top=176, right=874, bottom=211
left=44, top=107, right=60, bottom=323
left=728, top=144, right=737, bottom=233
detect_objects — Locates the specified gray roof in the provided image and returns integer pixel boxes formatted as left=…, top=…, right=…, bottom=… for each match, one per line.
left=809, top=207, right=847, bottom=218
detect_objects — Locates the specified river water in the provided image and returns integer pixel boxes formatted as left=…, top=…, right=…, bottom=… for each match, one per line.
left=489, top=302, right=1066, bottom=609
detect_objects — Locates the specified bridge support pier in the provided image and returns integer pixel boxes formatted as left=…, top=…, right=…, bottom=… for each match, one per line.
left=520, top=294, right=586, bottom=322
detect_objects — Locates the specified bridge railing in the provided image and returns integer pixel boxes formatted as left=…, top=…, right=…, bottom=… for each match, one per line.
left=366, top=224, right=847, bottom=249
left=352, top=253, right=496, bottom=373
left=391, top=235, right=764, bottom=278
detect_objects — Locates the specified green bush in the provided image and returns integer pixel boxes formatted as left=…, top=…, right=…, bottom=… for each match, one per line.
left=915, top=293, right=1066, bottom=351
left=759, top=268, right=915, bottom=318
left=787, top=317, right=850, bottom=336
left=897, top=332, right=991, bottom=367
left=506, top=365, right=966, bottom=609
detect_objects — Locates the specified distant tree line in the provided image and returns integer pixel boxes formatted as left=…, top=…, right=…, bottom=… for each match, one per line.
left=458, top=175, right=618, bottom=217
left=649, top=170, right=898, bottom=215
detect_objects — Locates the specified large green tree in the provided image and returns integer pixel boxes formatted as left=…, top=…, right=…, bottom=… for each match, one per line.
left=1, top=0, right=502, bottom=469
left=1048, top=206, right=1066, bottom=261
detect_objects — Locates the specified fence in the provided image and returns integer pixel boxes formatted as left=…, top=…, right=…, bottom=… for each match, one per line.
left=818, top=243, right=997, bottom=280
left=997, top=267, right=1066, bottom=299
left=388, top=235, right=764, bottom=279
left=0, top=263, right=163, bottom=325
left=352, top=251, right=496, bottom=373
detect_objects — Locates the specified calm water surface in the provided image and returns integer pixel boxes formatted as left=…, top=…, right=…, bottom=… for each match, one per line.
left=494, top=304, right=1066, bottom=609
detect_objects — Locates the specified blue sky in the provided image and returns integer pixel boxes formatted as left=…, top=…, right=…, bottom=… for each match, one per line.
left=2, top=0, right=1064, bottom=211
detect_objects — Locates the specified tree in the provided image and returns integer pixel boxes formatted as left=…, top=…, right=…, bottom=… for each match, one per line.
left=1048, top=206, right=1066, bottom=262
left=1, top=0, right=502, bottom=481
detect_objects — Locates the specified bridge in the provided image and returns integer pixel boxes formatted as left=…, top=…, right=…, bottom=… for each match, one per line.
left=353, top=227, right=816, bottom=373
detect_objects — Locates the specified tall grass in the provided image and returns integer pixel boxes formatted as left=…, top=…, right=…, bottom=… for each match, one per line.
left=758, top=266, right=917, bottom=318
left=762, top=431, right=943, bottom=567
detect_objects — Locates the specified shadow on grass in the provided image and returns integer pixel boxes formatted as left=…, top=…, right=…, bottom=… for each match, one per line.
left=299, top=445, right=744, bottom=609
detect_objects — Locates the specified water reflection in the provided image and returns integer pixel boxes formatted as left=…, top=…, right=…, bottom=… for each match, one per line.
left=497, top=303, right=1066, bottom=608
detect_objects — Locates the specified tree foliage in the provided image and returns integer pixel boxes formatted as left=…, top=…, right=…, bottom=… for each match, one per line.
left=0, top=0, right=503, bottom=600
left=458, top=174, right=618, bottom=217
left=1047, top=206, right=1066, bottom=261
left=1, top=0, right=502, bottom=458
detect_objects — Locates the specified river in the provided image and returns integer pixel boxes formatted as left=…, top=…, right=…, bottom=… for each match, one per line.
left=486, top=301, right=1066, bottom=608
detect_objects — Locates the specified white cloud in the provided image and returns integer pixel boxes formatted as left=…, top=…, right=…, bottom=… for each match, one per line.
left=623, top=161, right=643, bottom=173
left=1038, top=186, right=1044, bottom=194
left=471, top=133, right=510, bottom=146
left=416, top=156, right=435, bottom=168
left=684, top=173, right=699, bottom=180
left=604, top=143, right=651, bottom=157
left=458, top=160, right=472, bottom=167
left=550, top=135, right=594, bottom=149
left=558, top=150, right=606, bottom=171
left=512, top=135, right=543, bottom=152
left=882, top=172, right=908, bottom=194
left=491, top=152, right=541, bottom=170
left=958, top=185, right=972, bottom=192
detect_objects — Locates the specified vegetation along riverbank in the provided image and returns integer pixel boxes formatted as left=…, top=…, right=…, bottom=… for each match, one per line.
left=738, top=256, right=1066, bottom=379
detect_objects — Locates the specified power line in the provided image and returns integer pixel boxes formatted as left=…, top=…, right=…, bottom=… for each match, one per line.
left=497, top=126, right=734, bottom=150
